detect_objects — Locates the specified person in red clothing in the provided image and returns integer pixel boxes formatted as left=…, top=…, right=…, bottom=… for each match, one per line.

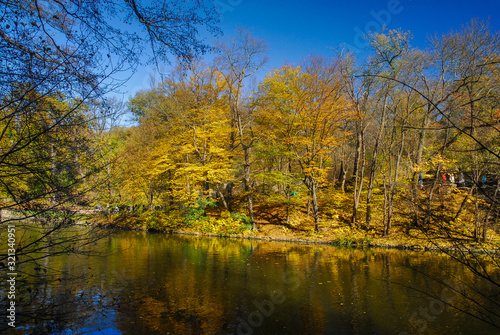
left=442, top=173, right=447, bottom=183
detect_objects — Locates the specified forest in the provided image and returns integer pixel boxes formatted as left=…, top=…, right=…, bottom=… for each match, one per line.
left=73, top=22, right=499, bottom=249
left=2, top=19, right=500, bottom=249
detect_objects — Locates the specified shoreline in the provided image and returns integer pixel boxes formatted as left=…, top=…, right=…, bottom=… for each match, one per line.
left=3, top=209, right=499, bottom=256
left=96, top=220, right=500, bottom=256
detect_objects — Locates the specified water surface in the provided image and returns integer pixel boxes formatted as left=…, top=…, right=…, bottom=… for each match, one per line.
left=3, top=228, right=500, bottom=334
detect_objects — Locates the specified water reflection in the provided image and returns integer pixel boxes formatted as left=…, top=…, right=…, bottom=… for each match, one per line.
left=3, top=229, right=500, bottom=334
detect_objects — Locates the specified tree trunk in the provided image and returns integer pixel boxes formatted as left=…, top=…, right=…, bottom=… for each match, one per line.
left=366, top=97, right=388, bottom=229
left=311, top=183, right=320, bottom=231
left=382, top=174, right=389, bottom=236
left=51, top=140, right=57, bottom=204
left=286, top=188, right=291, bottom=225
left=387, top=130, right=404, bottom=231
left=286, top=158, right=292, bottom=225
left=338, top=150, right=348, bottom=193
left=225, top=182, right=233, bottom=212
left=365, top=160, right=376, bottom=229
left=243, top=146, right=255, bottom=229
left=423, top=165, right=441, bottom=227
left=474, top=186, right=480, bottom=241
left=351, top=125, right=365, bottom=226
left=306, top=176, right=320, bottom=231
left=454, top=186, right=474, bottom=221
left=215, top=184, right=229, bottom=210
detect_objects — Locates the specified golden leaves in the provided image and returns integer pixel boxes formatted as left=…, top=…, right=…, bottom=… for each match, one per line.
left=254, top=63, right=353, bottom=182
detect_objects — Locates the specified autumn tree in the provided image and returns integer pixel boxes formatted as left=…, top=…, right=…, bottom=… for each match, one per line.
left=153, top=64, right=233, bottom=208
left=215, top=28, right=268, bottom=228
left=255, top=57, right=352, bottom=231
left=337, top=51, right=370, bottom=228
left=125, top=62, right=234, bottom=211
left=366, top=30, right=413, bottom=235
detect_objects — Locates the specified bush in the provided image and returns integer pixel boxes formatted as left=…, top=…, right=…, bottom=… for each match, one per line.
left=190, top=213, right=252, bottom=235
left=137, top=211, right=183, bottom=231
left=230, top=212, right=252, bottom=225
left=183, top=198, right=216, bottom=224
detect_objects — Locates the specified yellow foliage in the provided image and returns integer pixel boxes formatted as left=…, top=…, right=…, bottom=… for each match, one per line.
left=414, top=154, right=457, bottom=173
left=121, top=64, right=234, bottom=206
left=254, top=63, right=354, bottom=185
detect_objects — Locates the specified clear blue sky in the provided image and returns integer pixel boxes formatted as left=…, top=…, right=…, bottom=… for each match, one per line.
left=120, top=0, right=500, bottom=98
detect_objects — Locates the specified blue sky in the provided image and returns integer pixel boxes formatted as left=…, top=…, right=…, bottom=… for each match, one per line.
left=119, top=0, right=500, bottom=98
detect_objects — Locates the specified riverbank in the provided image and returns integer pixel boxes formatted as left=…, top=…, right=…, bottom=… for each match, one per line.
left=3, top=207, right=499, bottom=255
left=92, top=209, right=500, bottom=256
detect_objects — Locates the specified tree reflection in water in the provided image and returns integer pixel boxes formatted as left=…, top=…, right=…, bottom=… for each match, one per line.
left=2, top=229, right=499, bottom=334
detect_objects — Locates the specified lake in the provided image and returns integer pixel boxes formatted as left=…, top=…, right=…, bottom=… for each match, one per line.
left=2, top=226, right=500, bottom=334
